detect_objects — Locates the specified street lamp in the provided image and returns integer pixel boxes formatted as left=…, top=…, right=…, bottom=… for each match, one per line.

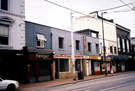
left=71, top=12, right=76, bottom=80
left=101, top=12, right=108, bottom=76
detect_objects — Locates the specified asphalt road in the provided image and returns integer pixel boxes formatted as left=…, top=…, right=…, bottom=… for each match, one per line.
left=20, top=72, right=135, bottom=91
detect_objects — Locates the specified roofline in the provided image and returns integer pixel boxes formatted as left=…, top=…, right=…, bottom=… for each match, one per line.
left=25, top=21, right=70, bottom=32
left=116, top=24, right=130, bottom=32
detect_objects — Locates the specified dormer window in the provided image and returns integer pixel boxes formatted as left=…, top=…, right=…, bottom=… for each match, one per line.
left=0, top=0, right=8, bottom=11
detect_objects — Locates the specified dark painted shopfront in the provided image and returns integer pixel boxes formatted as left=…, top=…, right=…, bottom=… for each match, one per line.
left=24, top=47, right=54, bottom=83
left=0, top=49, right=27, bottom=83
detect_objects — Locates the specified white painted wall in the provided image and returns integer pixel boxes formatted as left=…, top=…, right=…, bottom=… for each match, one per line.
left=73, top=15, right=118, bottom=56
left=0, top=0, right=25, bottom=50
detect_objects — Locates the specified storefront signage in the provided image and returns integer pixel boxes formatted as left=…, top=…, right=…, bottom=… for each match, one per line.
left=101, top=56, right=111, bottom=61
left=36, top=54, right=51, bottom=60
left=90, top=56, right=101, bottom=60
left=29, top=54, right=51, bottom=60
left=54, top=54, right=71, bottom=58
left=54, top=54, right=89, bottom=59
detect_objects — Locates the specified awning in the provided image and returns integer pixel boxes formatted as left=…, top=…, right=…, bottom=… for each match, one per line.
left=37, top=34, right=47, bottom=41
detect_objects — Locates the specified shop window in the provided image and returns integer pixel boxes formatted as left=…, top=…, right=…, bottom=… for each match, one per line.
left=0, top=24, right=9, bottom=45
left=75, top=59, right=80, bottom=71
left=1, top=0, right=8, bottom=11
left=59, top=59, right=69, bottom=72
left=36, top=34, right=46, bottom=48
left=58, top=37, right=64, bottom=49
left=88, top=42, right=91, bottom=52
left=76, top=40, right=80, bottom=50
left=55, top=59, right=69, bottom=72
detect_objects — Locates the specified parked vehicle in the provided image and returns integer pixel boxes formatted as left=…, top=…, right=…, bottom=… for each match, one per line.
left=0, top=78, right=19, bottom=91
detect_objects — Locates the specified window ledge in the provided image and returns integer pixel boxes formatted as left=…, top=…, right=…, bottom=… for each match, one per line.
left=59, top=49, right=64, bottom=51
left=0, top=45, right=13, bottom=49
left=36, top=46, right=44, bottom=49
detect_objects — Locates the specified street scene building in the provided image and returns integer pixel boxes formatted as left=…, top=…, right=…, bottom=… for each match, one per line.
left=0, top=0, right=135, bottom=85
left=116, top=24, right=132, bottom=71
left=0, top=0, right=25, bottom=83
left=73, top=11, right=118, bottom=73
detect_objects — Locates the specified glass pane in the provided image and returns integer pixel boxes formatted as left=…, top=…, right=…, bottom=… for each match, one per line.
left=60, top=59, right=69, bottom=72
left=0, top=25, right=9, bottom=36
left=59, top=37, right=63, bottom=49
left=0, top=36, right=8, bottom=45
left=1, top=0, right=8, bottom=11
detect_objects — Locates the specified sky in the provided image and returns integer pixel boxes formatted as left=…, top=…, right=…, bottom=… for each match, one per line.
left=25, top=0, right=135, bottom=37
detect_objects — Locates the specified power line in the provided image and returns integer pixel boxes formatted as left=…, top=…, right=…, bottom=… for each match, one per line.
left=44, top=0, right=87, bottom=16
left=98, top=1, right=135, bottom=12
left=107, top=9, right=133, bottom=14
left=118, top=0, right=135, bottom=11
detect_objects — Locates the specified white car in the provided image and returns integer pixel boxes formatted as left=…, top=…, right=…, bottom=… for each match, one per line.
left=0, top=78, right=19, bottom=91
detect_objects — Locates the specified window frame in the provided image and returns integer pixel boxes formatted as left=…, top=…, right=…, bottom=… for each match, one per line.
left=0, top=0, right=9, bottom=11
left=76, top=40, right=80, bottom=50
left=36, top=33, right=46, bottom=48
left=58, top=37, right=64, bottom=49
left=114, top=47, right=117, bottom=54
left=59, top=59, right=70, bottom=72
left=0, top=24, right=9, bottom=45
left=96, top=44, right=99, bottom=53
left=88, top=42, right=91, bottom=52
left=110, top=46, right=113, bottom=54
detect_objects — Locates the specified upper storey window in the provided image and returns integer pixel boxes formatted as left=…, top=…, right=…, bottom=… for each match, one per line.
left=0, top=24, right=9, bottom=45
left=1, top=0, right=9, bottom=11
left=36, top=34, right=46, bottom=48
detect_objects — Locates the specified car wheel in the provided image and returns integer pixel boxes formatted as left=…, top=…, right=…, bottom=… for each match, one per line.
left=6, top=84, right=15, bottom=91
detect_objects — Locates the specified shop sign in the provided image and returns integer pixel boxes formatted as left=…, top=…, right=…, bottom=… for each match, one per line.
left=54, top=54, right=71, bottom=58
left=36, top=54, right=51, bottom=60
left=90, top=56, right=101, bottom=60
left=29, top=54, right=51, bottom=60
left=101, top=56, right=111, bottom=61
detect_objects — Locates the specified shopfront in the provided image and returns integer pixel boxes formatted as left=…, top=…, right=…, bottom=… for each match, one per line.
left=90, top=56, right=101, bottom=75
left=26, top=51, right=54, bottom=83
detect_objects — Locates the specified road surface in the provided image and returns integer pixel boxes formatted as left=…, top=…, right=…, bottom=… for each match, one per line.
left=19, top=72, right=135, bottom=91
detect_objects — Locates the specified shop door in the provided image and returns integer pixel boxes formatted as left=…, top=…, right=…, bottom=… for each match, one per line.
left=116, top=61, right=121, bottom=72
left=38, top=61, right=51, bottom=82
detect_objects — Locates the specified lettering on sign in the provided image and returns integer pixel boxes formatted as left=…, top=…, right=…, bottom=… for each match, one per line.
left=36, top=54, right=50, bottom=60
left=29, top=54, right=51, bottom=60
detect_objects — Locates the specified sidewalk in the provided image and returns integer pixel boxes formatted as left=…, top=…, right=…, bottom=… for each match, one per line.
left=19, top=71, right=135, bottom=90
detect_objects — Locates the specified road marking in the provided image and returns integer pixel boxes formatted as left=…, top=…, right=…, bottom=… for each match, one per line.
left=99, top=82, right=135, bottom=91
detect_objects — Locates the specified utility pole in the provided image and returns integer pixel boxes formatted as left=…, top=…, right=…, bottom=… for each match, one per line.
left=101, top=12, right=108, bottom=76
left=71, top=12, right=76, bottom=80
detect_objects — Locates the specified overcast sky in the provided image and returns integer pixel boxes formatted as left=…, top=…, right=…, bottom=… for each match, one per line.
left=25, top=0, right=135, bottom=37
